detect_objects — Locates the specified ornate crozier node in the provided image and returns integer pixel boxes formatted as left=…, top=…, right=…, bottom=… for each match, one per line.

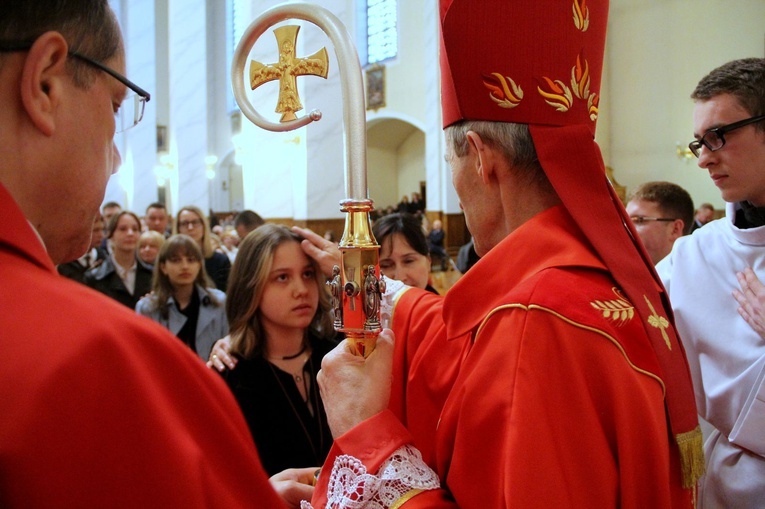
left=232, top=3, right=382, bottom=357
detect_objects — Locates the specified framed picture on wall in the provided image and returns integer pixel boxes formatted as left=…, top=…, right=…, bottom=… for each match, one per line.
left=366, top=64, right=386, bottom=111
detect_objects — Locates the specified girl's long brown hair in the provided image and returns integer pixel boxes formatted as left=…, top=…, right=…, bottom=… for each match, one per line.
left=226, top=224, right=333, bottom=359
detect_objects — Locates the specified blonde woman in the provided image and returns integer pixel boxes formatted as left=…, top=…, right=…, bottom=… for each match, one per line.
left=137, top=230, right=165, bottom=266
left=174, top=205, right=230, bottom=291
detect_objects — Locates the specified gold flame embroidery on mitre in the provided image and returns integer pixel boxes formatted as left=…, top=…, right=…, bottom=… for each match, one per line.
left=570, top=54, right=590, bottom=100
left=537, top=77, right=573, bottom=112
left=482, top=73, right=524, bottom=109
left=590, top=287, right=635, bottom=326
left=572, top=0, right=590, bottom=32
left=537, top=53, right=600, bottom=120
left=569, top=54, right=599, bottom=121
left=587, top=93, right=599, bottom=121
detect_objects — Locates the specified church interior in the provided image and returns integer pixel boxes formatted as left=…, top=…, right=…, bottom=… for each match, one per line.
left=106, top=0, right=765, bottom=266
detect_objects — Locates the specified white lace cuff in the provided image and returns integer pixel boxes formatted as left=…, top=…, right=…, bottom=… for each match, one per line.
left=380, top=276, right=410, bottom=329
left=301, top=444, right=440, bottom=509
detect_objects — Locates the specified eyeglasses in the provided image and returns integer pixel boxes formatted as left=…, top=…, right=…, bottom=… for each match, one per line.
left=178, top=219, right=203, bottom=229
left=688, top=114, right=765, bottom=158
left=630, top=216, right=677, bottom=225
left=0, top=41, right=151, bottom=133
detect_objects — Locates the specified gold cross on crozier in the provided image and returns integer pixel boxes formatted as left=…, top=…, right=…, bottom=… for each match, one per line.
left=249, top=25, right=329, bottom=122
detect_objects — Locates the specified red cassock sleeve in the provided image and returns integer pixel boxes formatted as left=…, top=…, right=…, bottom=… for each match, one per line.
left=388, top=288, right=469, bottom=467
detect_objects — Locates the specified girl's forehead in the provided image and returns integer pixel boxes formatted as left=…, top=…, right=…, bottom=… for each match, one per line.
left=273, top=240, right=311, bottom=263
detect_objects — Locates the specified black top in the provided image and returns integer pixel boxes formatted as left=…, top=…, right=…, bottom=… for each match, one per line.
left=176, top=289, right=200, bottom=353
left=85, top=255, right=153, bottom=309
left=736, top=201, right=765, bottom=229
left=58, top=247, right=107, bottom=284
left=205, top=251, right=231, bottom=291
left=222, top=333, right=338, bottom=476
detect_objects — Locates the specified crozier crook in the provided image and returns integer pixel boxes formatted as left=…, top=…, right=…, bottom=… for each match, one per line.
left=231, top=3, right=382, bottom=357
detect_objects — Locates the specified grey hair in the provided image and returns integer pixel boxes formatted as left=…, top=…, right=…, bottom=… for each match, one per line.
left=445, top=120, right=553, bottom=191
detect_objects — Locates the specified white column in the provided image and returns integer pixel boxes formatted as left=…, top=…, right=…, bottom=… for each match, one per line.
left=161, top=0, right=209, bottom=215
left=422, top=0, right=458, bottom=214
left=301, top=0, right=347, bottom=220
left=123, top=0, right=159, bottom=214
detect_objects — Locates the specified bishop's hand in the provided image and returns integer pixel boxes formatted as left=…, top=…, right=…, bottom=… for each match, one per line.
left=316, top=329, right=394, bottom=438
left=292, top=226, right=342, bottom=279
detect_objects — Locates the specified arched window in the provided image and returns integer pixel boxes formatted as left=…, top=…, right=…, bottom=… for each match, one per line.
left=360, top=0, right=398, bottom=66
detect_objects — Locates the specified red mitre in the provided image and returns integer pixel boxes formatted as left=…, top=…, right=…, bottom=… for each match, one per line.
left=440, top=0, right=704, bottom=491
left=440, top=0, right=604, bottom=132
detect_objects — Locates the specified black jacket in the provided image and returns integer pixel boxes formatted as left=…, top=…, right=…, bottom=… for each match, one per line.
left=85, top=255, right=154, bottom=309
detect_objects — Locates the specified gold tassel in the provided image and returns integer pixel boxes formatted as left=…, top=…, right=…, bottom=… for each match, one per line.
left=676, top=425, right=706, bottom=489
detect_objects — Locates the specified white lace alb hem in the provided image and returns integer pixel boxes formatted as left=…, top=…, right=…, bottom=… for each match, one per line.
left=379, top=276, right=409, bottom=329
left=301, top=444, right=440, bottom=509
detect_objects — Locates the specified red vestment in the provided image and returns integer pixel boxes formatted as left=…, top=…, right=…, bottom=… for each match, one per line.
left=0, top=184, right=285, bottom=508
left=314, top=206, right=692, bottom=508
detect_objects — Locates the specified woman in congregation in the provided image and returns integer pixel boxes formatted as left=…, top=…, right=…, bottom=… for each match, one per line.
left=215, top=224, right=337, bottom=476
left=86, top=211, right=153, bottom=309
left=137, top=230, right=165, bottom=266
left=174, top=205, right=231, bottom=291
left=219, top=229, right=239, bottom=263
left=135, top=234, right=228, bottom=362
left=372, top=212, right=439, bottom=294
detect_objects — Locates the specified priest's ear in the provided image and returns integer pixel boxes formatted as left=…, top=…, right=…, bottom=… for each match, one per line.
left=465, top=130, right=499, bottom=185
left=19, top=32, right=70, bottom=136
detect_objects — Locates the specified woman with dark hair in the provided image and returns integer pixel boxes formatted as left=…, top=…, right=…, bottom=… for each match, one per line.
left=373, top=212, right=438, bottom=294
left=86, top=211, right=153, bottom=309
left=174, top=205, right=231, bottom=291
left=135, top=234, right=227, bottom=361
left=219, top=224, right=337, bottom=476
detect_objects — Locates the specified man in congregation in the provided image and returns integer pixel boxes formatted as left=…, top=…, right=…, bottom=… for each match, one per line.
left=57, top=214, right=107, bottom=283
left=234, top=209, right=265, bottom=240
left=309, top=1, right=704, bottom=507
left=626, top=181, right=694, bottom=264
left=690, top=202, right=716, bottom=232
left=145, top=201, right=171, bottom=237
left=657, top=57, right=765, bottom=507
left=0, top=1, right=310, bottom=506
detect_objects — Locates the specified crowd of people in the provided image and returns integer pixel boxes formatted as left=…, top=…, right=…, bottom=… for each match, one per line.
left=2, top=0, right=764, bottom=508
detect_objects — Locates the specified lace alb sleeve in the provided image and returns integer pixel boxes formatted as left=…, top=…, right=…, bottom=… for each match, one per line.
left=379, top=276, right=410, bottom=329
left=301, top=444, right=440, bottom=509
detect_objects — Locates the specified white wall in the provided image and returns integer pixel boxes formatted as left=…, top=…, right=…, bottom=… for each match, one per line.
left=367, top=145, right=398, bottom=208
left=398, top=129, right=426, bottom=200
left=605, top=0, right=765, bottom=208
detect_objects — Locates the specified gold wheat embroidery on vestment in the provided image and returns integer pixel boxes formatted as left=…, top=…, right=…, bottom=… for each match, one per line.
left=590, top=287, right=635, bottom=326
